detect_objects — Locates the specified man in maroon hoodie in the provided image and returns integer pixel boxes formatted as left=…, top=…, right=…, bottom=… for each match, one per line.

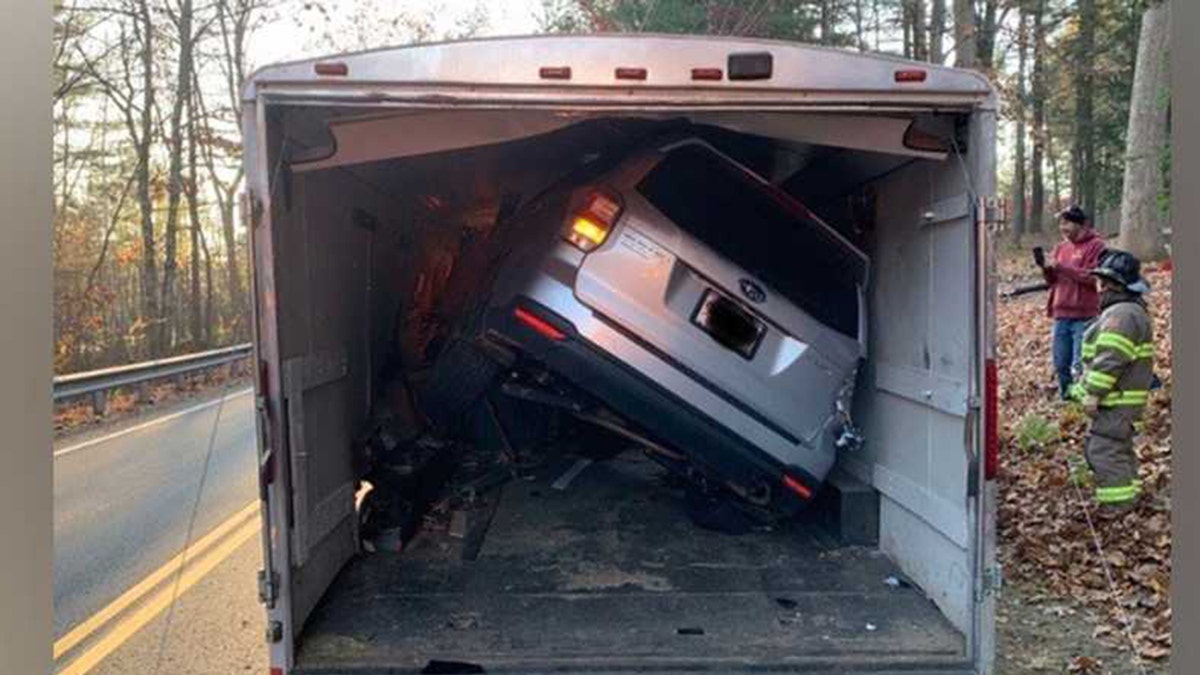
left=1041, top=205, right=1108, bottom=399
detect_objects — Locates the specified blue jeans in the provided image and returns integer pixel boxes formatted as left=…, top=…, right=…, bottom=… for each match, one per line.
left=1053, top=319, right=1090, bottom=399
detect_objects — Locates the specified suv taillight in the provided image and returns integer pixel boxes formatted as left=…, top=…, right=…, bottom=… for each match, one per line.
left=564, top=190, right=623, bottom=253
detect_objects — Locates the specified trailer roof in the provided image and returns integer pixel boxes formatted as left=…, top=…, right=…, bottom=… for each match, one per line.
left=244, top=33, right=994, bottom=108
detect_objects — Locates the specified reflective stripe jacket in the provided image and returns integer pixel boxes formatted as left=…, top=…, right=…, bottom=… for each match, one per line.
left=1071, top=298, right=1154, bottom=408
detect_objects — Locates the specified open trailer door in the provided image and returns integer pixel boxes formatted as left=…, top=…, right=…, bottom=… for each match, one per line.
left=247, top=100, right=372, bottom=664
left=836, top=100, right=998, bottom=672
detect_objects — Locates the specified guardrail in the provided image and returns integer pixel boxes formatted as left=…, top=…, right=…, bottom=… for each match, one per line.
left=53, top=343, right=253, bottom=414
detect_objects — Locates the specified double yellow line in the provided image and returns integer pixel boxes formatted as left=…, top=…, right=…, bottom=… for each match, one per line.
left=55, top=500, right=263, bottom=675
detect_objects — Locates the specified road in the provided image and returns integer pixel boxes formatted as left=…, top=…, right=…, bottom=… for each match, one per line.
left=53, top=386, right=267, bottom=674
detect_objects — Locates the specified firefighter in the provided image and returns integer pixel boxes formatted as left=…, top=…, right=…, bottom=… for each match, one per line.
left=1069, top=249, right=1154, bottom=513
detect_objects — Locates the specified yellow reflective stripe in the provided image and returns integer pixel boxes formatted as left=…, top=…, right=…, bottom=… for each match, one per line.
left=1085, top=371, right=1117, bottom=389
left=1136, top=344, right=1155, bottom=359
left=1093, top=332, right=1137, bottom=359
left=1095, top=483, right=1140, bottom=503
left=1068, top=383, right=1089, bottom=401
left=1100, top=390, right=1149, bottom=406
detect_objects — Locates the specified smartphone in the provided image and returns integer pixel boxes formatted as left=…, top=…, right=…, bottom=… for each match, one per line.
left=1032, top=246, right=1046, bottom=268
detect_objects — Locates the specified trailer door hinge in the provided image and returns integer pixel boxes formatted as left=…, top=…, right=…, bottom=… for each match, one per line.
left=257, top=568, right=279, bottom=607
left=265, top=620, right=283, bottom=644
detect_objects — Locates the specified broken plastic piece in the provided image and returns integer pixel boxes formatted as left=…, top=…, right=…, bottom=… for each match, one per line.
left=551, top=458, right=593, bottom=491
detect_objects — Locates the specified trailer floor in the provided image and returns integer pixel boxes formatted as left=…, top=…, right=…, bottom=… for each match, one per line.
left=295, top=452, right=968, bottom=673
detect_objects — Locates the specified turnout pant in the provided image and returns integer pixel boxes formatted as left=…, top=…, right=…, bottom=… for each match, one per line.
left=1084, top=407, right=1142, bottom=505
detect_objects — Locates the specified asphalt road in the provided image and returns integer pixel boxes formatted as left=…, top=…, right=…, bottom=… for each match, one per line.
left=53, top=386, right=260, bottom=643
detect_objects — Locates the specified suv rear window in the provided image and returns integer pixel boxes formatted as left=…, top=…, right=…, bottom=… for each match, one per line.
left=636, top=143, right=865, bottom=338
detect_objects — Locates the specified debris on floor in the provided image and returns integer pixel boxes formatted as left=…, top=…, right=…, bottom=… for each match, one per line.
left=551, top=458, right=593, bottom=491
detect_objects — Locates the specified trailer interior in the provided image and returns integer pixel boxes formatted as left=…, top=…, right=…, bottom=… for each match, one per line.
left=255, top=103, right=989, bottom=674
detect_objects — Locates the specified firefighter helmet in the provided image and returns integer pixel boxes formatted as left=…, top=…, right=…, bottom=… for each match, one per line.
left=1090, top=249, right=1150, bottom=294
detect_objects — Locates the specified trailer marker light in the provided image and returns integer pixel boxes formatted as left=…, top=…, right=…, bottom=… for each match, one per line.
left=539, top=66, right=572, bottom=80
left=782, top=474, right=813, bottom=500
left=985, top=358, right=999, bottom=480
left=894, top=68, right=927, bottom=83
left=514, top=306, right=566, bottom=341
left=691, top=67, right=724, bottom=81
left=615, top=67, right=648, bottom=80
left=314, top=62, right=348, bottom=76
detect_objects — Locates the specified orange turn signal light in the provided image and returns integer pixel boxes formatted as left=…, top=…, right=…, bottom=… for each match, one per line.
left=564, top=191, right=623, bottom=253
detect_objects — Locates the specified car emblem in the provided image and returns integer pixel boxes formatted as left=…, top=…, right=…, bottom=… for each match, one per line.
left=739, top=279, right=766, bottom=304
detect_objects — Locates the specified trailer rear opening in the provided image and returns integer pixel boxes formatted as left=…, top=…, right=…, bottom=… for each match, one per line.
left=243, top=35, right=998, bottom=675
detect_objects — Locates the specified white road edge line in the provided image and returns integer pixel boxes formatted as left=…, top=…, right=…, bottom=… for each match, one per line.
left=53, top=388, right=255, bottom=459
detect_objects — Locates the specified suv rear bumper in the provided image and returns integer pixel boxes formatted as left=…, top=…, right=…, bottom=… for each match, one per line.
left=483, top=298, right=823, bottom=514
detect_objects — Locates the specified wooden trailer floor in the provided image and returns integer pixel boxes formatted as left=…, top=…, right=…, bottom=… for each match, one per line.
left=295, top=452, right=969, bottom=674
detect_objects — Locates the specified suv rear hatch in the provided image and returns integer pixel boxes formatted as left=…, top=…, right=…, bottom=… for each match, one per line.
left=574, top=141, right=866, bottom=448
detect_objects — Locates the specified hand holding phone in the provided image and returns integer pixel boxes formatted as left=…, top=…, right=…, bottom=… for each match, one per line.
left=1032, top=246, right=1046, bottom=269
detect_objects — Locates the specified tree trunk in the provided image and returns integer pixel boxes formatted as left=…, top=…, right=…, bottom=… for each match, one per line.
left=161, top=0, right=196, bottom=353
left=134, top=0, right=159, bottom=356
left=1072, top=0, right=1097, bottom=214
left=953, top=0, right=976, bottom=68
left=200, top=225, right=215, bottom=347
left=1029, top=0, right=1047, bottom=234
left=855, top=0, right=867, bottom=51
left=820, top=0, right=836, bottom=45
left=903, top=3, right=913, bottom=58
left=873, top=0, right=882, bottom=51
left=187, top=69, right=204, bottom=348
left=1011, top=5, right=1029, bottom=241
left=194, top=69, right=249, bottom=342
left=215, top=0, right=254, bottom=339
left=1118, top=1, right=1171, bottom=260
left=902, top=1, right=927, bottom=60
left=930, top=0, right=946, bottom=63
left=1048, top=128, right=1062, bottom=210
left=977, top=0, right=999, bottom=72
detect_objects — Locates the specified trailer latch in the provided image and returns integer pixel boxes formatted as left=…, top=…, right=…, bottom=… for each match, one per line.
left=265, top=620, right=283, bottom=644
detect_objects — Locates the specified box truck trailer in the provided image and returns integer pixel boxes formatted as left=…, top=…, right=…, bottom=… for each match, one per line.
left=242, top=33, right=1001, bottom=674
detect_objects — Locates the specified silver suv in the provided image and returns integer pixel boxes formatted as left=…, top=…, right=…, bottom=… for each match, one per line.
left=429, top=136, right=868, bottom=517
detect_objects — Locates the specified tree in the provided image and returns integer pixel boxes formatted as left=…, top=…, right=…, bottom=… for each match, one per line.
left=1118, top=0, right=1171, bottom=260
left=975, top=0, right=1000, bottom=72
left=1010, top=3, right=1029, bottom=240
left=1071, top=0, right=1097, bottom=214
left=1028, top=0, right=1047, bottom=234
left=930, top=0, right=946, bottom=63
left=953, top=0, right=975, bottom=68
left=161, top=0, right=201, bottom=350
left=133, top=0, right=160, bottom=354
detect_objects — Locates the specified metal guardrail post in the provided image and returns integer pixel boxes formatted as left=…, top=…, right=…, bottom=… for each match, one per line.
left=92, top=390, right=108, bottom=417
